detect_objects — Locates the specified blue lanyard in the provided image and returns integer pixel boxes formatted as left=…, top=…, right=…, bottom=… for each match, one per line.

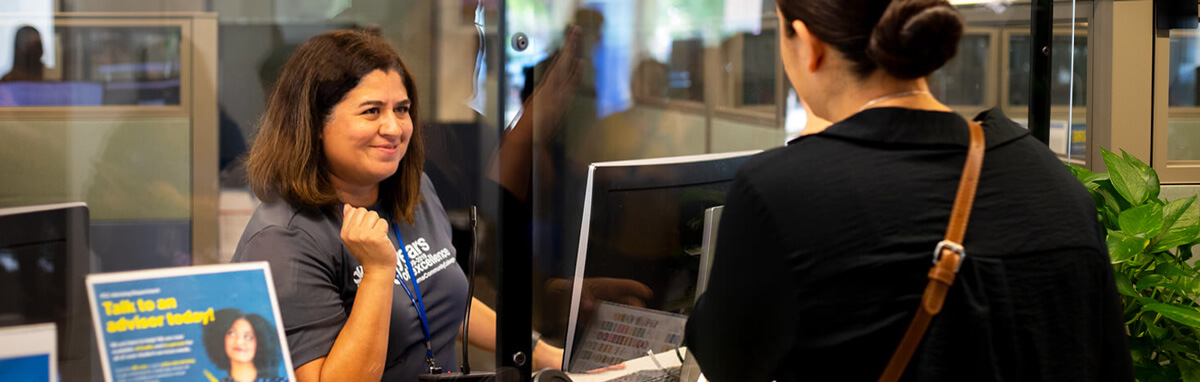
left=392, top=224, right=437, bottom=370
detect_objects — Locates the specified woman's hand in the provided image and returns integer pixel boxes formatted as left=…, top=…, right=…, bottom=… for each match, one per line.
left=299, top=206, right=396, bottom=382
left=340, top=204, right=396, bottom=274
left=532, top=340, right=565, bottom=370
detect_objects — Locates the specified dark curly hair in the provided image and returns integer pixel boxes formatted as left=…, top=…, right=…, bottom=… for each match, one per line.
left=202, top=308, right=281, bottom=378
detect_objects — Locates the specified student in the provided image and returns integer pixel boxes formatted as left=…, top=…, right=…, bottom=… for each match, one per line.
left=685, top=1, right=1133, bottom=381
left=203, top=309, right=285, bottom=382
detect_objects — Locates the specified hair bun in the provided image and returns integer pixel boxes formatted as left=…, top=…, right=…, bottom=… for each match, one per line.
left=866, top=0, right=964, bottom=79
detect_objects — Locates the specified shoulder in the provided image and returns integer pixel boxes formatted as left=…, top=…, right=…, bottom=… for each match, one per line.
left=416, top=172, right=448, bottom=216
left=233, top=199, right=341, bottom=262
left=245, top=200, right=334, bottom=241
left=974, top=107, right=1032, bottom=149
left=419, top=172, right=438, bottom=197
left=733, top=138, right=841, bottom=197
left=411, top=172, right=452, bottom=231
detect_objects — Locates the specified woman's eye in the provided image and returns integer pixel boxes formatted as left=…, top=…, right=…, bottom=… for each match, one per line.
left=363, top=107, right=380, bottom=115
left=395, top=106, right=409, bottom=114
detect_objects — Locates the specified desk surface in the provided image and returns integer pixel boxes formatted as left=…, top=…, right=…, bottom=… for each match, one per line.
left=566, top=348, right=708, bottom=382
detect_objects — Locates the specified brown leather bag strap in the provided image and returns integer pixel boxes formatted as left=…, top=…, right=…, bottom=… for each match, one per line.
left=878, top=120, right=986, bottom=382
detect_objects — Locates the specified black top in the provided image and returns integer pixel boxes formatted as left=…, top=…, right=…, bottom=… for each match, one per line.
left=685, top=108, right=1132, bottom=381
left=232, top=173, right=468, bottom=381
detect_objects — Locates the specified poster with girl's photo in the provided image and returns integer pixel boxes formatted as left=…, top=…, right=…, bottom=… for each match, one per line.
left=86, top=262, right=295, bottom=382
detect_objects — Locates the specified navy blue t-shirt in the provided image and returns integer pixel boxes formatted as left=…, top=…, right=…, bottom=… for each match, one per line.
left=233, top=173, right=468, bottom=381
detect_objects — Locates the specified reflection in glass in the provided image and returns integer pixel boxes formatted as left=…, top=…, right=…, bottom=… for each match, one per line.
left=1169, top=31, right=1200, bottom=107
left=1, top=25, right=44, bottom=82
left=1008, top=34, right=1087, bottom=107
left=1168, top=30, right=1200, bottom=161
left=930, top=33, right=990, bottom=106
left=505, top=2, right=783, bottom=367
left=725, top=29, right=776, bottom=108
left=0, top=26, right=181, bottom=107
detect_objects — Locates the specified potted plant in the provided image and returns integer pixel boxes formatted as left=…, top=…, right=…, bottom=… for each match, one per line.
left=1069, top=148, right=1200, bottom=381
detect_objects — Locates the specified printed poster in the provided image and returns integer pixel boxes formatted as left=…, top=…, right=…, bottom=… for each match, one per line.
left=86, top=262, right=295, bottom=382
left=569, top=301, right=687, bottom=373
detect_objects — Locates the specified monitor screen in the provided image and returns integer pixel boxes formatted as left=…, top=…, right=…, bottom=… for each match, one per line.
left=0, top=202, right=93, bottom=381
left=563, top=151, right=757, bottom=372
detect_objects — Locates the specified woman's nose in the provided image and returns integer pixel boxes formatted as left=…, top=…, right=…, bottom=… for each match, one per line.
left=380, top=112, right=401, bottom=136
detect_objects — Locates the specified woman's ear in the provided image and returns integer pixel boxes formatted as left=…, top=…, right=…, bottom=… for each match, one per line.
left=792, top=19, right=826, bottom=73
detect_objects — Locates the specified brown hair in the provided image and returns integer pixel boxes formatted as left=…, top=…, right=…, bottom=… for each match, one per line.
left=776, top=0, right=963, bottom=80
left=247, top=29, right=425, bottom=223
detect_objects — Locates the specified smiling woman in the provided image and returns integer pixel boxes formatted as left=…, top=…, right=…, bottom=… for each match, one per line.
left=321, top=69, right=415, bottom=208
left=202, top=308, right=283, bottom=382
left=245, top=29, right=425, bottom=224
left=233, top=28, right=563, bottom=381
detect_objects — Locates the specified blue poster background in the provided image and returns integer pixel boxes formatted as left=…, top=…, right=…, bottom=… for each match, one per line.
left=90, top=268, right=290, bottom=382
left=0, top=354, right=50, bottom=381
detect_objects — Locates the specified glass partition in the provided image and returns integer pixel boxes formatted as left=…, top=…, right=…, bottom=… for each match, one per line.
left=0, top=24, right=183, bottom=107
left=947, top=1, right=1089, bottom=164
left=503, top=1, right=782, bottom=364
left=1168, top=29, right=1200, bottom=162
left=0, top=0, right=1085, bottom=378
left=0, top=13, right=215, bottom=275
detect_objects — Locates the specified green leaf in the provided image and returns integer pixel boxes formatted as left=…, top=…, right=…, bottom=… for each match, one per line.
left=1102, top=148, right=1150, bottom=205
left=1136, top=364, right=1181, bottom=382
left=1136, top=296, right=1160, bottom=307
left=1119, top=204, right=1164, bottom=237
left=1162, top=196, right=1197, bottom=229
left=1137, top=274, right=1188, bottom=294
left=1183, top=360, right=1200, bottom=382
left=1156, top=262, right=1194, bottom=279
left=1094, top=183, right=1130, bottom=231
left=1067, top=162, right=1095, bottom=184
left=1108, top=230, right=1149, bottom=264
left=1096, top=180, right=1133, bottom=212
left=1145, top=317, right=1168, bottom=341
left=1122, top=149, right=1161, bottom=201
left=1142, top=303, right=1200, bottom=328
left=1129, top=337, right=1152, bottom=364
left=1154, top=196, right=1200, bottom=254
left=1115, top=271, right=1139, bottom=297
left=1160, top=340, right=1192, bottom=354
left=1152, top=225, right=1200, bottom=254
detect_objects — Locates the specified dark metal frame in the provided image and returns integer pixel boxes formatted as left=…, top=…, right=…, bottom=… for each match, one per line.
left=1030, top=0, right=1053, bottom=144
left=493, top=0, right=536, bottom=380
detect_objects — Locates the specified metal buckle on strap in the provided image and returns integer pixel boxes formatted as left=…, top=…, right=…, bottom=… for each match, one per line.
left=932, top=240, right=966, bottom=273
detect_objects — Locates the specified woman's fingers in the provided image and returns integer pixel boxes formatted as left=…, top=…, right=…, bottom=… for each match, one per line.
left=340, top=205, right=396, bottom=272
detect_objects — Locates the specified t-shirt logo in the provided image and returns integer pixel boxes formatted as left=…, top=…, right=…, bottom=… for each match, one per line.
left=352, top=237, right=455, bottom=286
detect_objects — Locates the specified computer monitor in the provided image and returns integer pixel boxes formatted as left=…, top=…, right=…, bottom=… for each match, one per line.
left=0, top=202, right=93, bottom=381
left=562, top=151, right=758, bottom=372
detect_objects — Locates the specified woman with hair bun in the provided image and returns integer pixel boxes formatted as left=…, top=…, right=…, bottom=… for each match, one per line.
left=685, top=1, right=1132, bottom=381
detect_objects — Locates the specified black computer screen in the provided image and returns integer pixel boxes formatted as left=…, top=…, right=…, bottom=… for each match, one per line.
left=0, top=241, right=69, bottom=329
left=583, top=181, right=728, bottom=313
left=0, top=203, right=92, bottom=381
left=563, top=152, right=756, bottom=372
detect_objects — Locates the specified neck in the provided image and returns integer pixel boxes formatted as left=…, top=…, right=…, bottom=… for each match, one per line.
left=330, top=174, right=379, bottom=208
left=229, top=361, right=257, bottom=382
left=819, top=73, right=951, bottom=123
